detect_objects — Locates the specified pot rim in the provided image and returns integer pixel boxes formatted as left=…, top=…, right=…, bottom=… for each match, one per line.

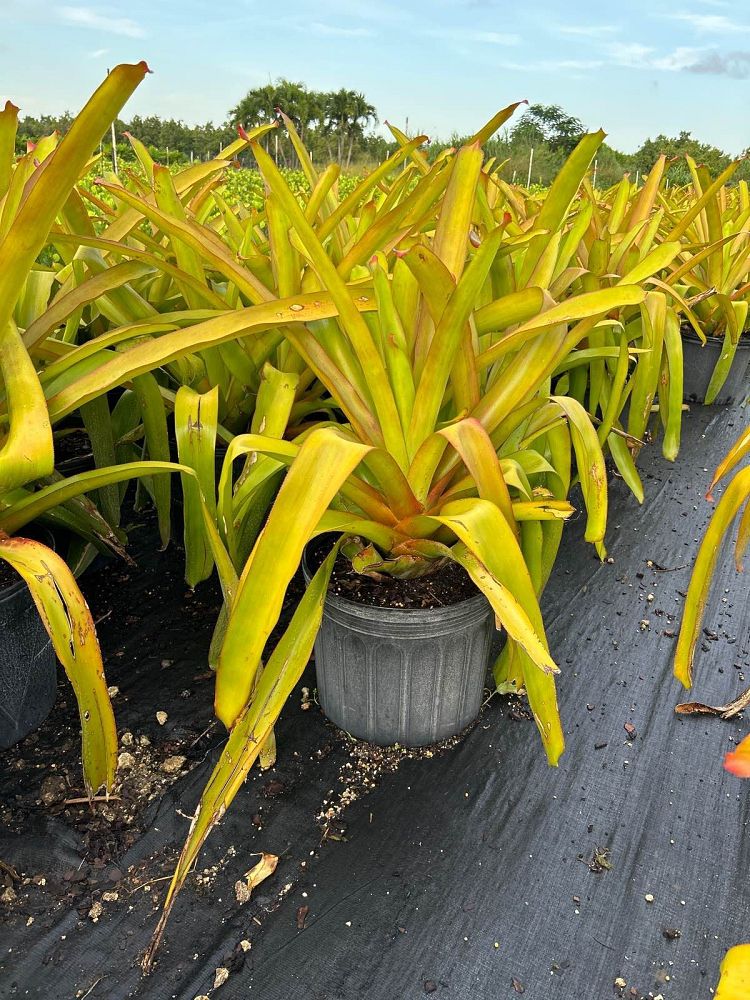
left=680, top=325, right=750, bottom=348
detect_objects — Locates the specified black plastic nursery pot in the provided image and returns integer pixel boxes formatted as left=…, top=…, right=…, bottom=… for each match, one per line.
left=302, top=543, right=495, bottom=747
left=682, top=327, right=750, bottom=405
left=0, top=554, right=57, bottom=750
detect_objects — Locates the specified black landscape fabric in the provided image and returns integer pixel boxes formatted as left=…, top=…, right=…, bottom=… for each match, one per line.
left=2, top=402, right=750, bottom=999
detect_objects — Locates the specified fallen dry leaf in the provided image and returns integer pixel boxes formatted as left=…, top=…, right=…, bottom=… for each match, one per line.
left=296, top=904, right=309, bottom=929
left=676, top=685, right=750, bottom=720
left=511, top=977, right=525, bottom=993
left=213, top=967, right=229, bottom=989
left=234, top=852, right=279, bottom=904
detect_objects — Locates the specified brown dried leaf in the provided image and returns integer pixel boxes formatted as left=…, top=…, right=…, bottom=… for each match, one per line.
left=234, top=852, right=278, bottom=904
left=675, top=685, right=750, bottom=720
left=296, top=904, right=309, bottom=929
left=246, top=852, right=278, bottom=888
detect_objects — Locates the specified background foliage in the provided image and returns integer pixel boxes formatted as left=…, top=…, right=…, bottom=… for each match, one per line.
left=16, top=83, right=750, bottom=185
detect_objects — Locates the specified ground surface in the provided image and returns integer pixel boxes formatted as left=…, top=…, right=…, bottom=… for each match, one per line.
left=2, top=403, right=750, bottom=1000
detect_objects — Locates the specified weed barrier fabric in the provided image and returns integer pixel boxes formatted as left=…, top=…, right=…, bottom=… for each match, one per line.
left=2, top=404, right=750, bottom=999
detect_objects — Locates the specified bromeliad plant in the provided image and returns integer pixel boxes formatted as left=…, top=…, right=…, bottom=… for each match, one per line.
left=0, top=63, right=153, bottom=797
left=142, top=115, right=653, bottom=967
left=662, top=158, right=750, bottom=403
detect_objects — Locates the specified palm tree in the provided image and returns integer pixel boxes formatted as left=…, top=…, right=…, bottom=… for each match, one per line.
left=346, top=92, right=377, bottom=168
left=322, top=89, right=377, bottom=166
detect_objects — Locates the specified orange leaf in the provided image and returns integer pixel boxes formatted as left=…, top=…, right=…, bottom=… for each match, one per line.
left=724, top=734, right=750, bottom=777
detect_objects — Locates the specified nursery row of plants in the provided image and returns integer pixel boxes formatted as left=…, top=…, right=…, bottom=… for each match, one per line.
left=2, top=62, right=750, bottom=980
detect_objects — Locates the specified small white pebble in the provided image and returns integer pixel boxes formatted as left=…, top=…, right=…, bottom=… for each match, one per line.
left=645, top=893, right=654, bottom=903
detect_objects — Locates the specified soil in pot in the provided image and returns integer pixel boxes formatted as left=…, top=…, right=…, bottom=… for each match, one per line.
left=304, top=539, right=495, bottom=748
left=326, top=553, right=476, bottom=609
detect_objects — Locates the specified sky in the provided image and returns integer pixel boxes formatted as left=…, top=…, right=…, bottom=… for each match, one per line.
left=3, top=0, right=750, bottom=154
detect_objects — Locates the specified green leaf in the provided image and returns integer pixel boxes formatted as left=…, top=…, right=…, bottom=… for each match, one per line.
left=175, top=386, right=219, bottom=588
left=551, top=395, right=608, bottom=549
left=133, top=374, right=172, bottom=548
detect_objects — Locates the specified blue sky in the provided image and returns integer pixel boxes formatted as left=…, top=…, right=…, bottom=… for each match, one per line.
left=4, top=0, right=750, bottom=153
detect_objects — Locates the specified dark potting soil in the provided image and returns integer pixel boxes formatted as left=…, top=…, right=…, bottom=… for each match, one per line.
left=2, top=404, right=750, bottom=1000
left=327, top=553, right=477, bottom=610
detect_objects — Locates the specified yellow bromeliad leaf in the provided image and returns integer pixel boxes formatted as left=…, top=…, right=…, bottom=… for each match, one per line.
left=215, top=427, right=371, bottom=727
left=143, top=539, right=342, bottom=972
left=717, top=944, right=750, bottom=999
left=675, top=467, right=750, bottom=687
left=0, top=533, right=116, bottom=796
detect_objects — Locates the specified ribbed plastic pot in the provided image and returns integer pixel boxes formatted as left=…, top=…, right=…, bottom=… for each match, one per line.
left=303, top=550, right=495, bottom=747
left=682, top=329, right=750, bottom=405
left=0, top=558, right=57, bottom=750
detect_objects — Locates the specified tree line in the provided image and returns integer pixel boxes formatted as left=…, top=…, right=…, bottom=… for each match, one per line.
left=14, top=81, right=749, bottom=185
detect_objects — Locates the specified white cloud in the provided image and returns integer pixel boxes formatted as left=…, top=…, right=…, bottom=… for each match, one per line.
left=88, top=47, right=109, bottom=59
left=667, top=12, right=750, bottom=33
left=652, top=46, right=707, bottom=71
left=425, top=27, right=520, bottom=45
left=556, top=24, right=620, bottom=38
left=496, top=58, right=603, bottom=73
left=605, top=39, right=750, bottom=77
left=59, top=6, right=145, bottom=38
left=606, top=42, right=655, bottom=67
left=310, top=22, right=373, bottom=37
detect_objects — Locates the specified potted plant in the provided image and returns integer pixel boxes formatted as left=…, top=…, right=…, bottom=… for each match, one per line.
left=663, top=159, right=750, bottom=405
left=0, top=65, right=158, bottom=784
left=140, top=117, right=654, bottom=968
